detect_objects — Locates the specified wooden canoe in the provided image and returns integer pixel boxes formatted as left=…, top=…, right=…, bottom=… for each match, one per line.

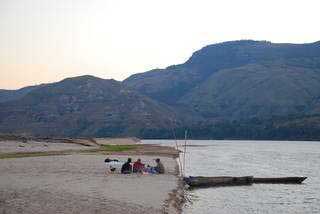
left=253, top=177, right=307, bottom=184
left=184, top=176, right=253, bottom=188
left=184, top=176, right=307, bottom=188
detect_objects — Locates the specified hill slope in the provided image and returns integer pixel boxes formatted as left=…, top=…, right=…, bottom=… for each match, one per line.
left=2, top=40, right=320, bottom=139
left=0, top=76, right=178, bottom=137
left=125, top=40, right=320, bottom=121
left=179, top=63, right=320, bottom=120
left=124, top=40, right=320, bottom=106
left=0, top=85, right=41, bottom=103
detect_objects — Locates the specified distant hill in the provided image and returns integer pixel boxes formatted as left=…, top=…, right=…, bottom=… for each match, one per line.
left=179, top=63, right=320, bottom=120
left=0, top=85, right=42, bottom=103
left=0, top=76, right=178, bottom=137
left=1, top=40, right=320, bottom=140
left=125, top=40, right=320, bottom=120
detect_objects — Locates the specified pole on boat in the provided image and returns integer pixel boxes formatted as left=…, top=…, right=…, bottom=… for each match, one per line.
left=170, top=122, right=183, bottom=177
left=183, top=129, right=187, bottom=177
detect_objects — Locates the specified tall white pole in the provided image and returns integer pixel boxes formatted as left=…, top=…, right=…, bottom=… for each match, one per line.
left=171, top=124, right=183, bottom=177
left=183, top=129, right=187, bottom=176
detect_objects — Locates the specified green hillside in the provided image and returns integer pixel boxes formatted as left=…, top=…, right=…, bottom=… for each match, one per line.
left=0, top=76, right=178, bottom=137
left=1, top=40, right=320, bottom=140
left=179, top=63, right=320, bottom=120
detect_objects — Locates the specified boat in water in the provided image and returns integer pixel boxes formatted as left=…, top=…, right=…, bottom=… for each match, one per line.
left=253, top=177, right=307, bottom=184
left=184, top=176, right=254, bottom=188
left=184, top=176, right=307, bottom=188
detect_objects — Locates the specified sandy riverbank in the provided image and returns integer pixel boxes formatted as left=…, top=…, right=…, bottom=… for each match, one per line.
left=0, top=140, right=93, bottom=154
left=0, top=138, right=184, bottom=214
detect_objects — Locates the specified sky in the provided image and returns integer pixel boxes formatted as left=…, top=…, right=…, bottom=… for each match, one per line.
left=0, top=0, right=320, bottom=89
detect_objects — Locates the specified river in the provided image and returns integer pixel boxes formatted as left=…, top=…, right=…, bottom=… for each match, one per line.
left=142, top=140, right=320, bottom=214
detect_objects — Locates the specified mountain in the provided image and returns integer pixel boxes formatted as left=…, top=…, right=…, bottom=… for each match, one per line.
left=0, top=85, right=42, bottom=103
left=0, top=76, right=178, bottom=137
left=124, top=40, right=320, bottom=120
left=1, top=40, right=320, bottom=140
left=179, top=63, right=320, bottom=120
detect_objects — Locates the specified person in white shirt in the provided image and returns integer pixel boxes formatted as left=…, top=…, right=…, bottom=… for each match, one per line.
left=105, top=158, right=123, bottom=174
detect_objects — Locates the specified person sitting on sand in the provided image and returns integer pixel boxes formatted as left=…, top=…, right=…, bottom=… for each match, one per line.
left=133, top=158, right=145, bottom=173
left=121, top=158, right=132, bottom=174
left=105, top=158, right=122, bottom=174
left=154, top=158, right=165, bottom=174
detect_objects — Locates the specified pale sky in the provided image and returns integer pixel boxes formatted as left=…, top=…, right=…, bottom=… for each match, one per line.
left=0, top=0, right=320, bottom=89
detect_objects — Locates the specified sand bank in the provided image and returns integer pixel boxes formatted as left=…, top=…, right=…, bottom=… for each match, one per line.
left=0, top=140, right=93, bottom=154
left=0, top=153, right=183, bottom=213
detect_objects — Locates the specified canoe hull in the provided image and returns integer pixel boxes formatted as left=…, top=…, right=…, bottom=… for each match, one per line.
left=184, top=176, right=253, bottom=188
left=184, top=176, right=307, bottom=188
left=253, top=177, right=307, bottom=184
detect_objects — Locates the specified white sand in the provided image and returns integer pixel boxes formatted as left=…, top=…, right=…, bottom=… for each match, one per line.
left=0, top=154, right=180, bottom=214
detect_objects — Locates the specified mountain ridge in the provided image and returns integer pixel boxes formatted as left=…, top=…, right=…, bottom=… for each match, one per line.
left=124, top=40, right=320, bottom=104
left=0, top=75, right=179, bottom=137
left=1, top=40, right=320, bottom=139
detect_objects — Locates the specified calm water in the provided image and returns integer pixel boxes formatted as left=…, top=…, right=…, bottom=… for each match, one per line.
left=143, top=140, right=320, bottom=214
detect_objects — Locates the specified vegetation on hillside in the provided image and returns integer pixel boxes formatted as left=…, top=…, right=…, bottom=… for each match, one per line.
left=1, top=40, right=320, bottom=140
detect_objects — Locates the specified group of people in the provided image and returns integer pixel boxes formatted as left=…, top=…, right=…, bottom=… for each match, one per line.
left=105, top=157, right=165, bottom=174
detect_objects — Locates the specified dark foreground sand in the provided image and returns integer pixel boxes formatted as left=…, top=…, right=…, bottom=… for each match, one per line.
left=0, top=152, right=183, bottom=213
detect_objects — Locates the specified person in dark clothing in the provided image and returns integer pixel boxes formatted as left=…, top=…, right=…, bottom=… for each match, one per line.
left=154, top=158, right=165, bottom=174
left=121, top=158, right=132, bottom=174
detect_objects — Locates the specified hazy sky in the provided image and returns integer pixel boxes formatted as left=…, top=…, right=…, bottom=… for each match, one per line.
left=1, top=0, right=320, bottom=89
